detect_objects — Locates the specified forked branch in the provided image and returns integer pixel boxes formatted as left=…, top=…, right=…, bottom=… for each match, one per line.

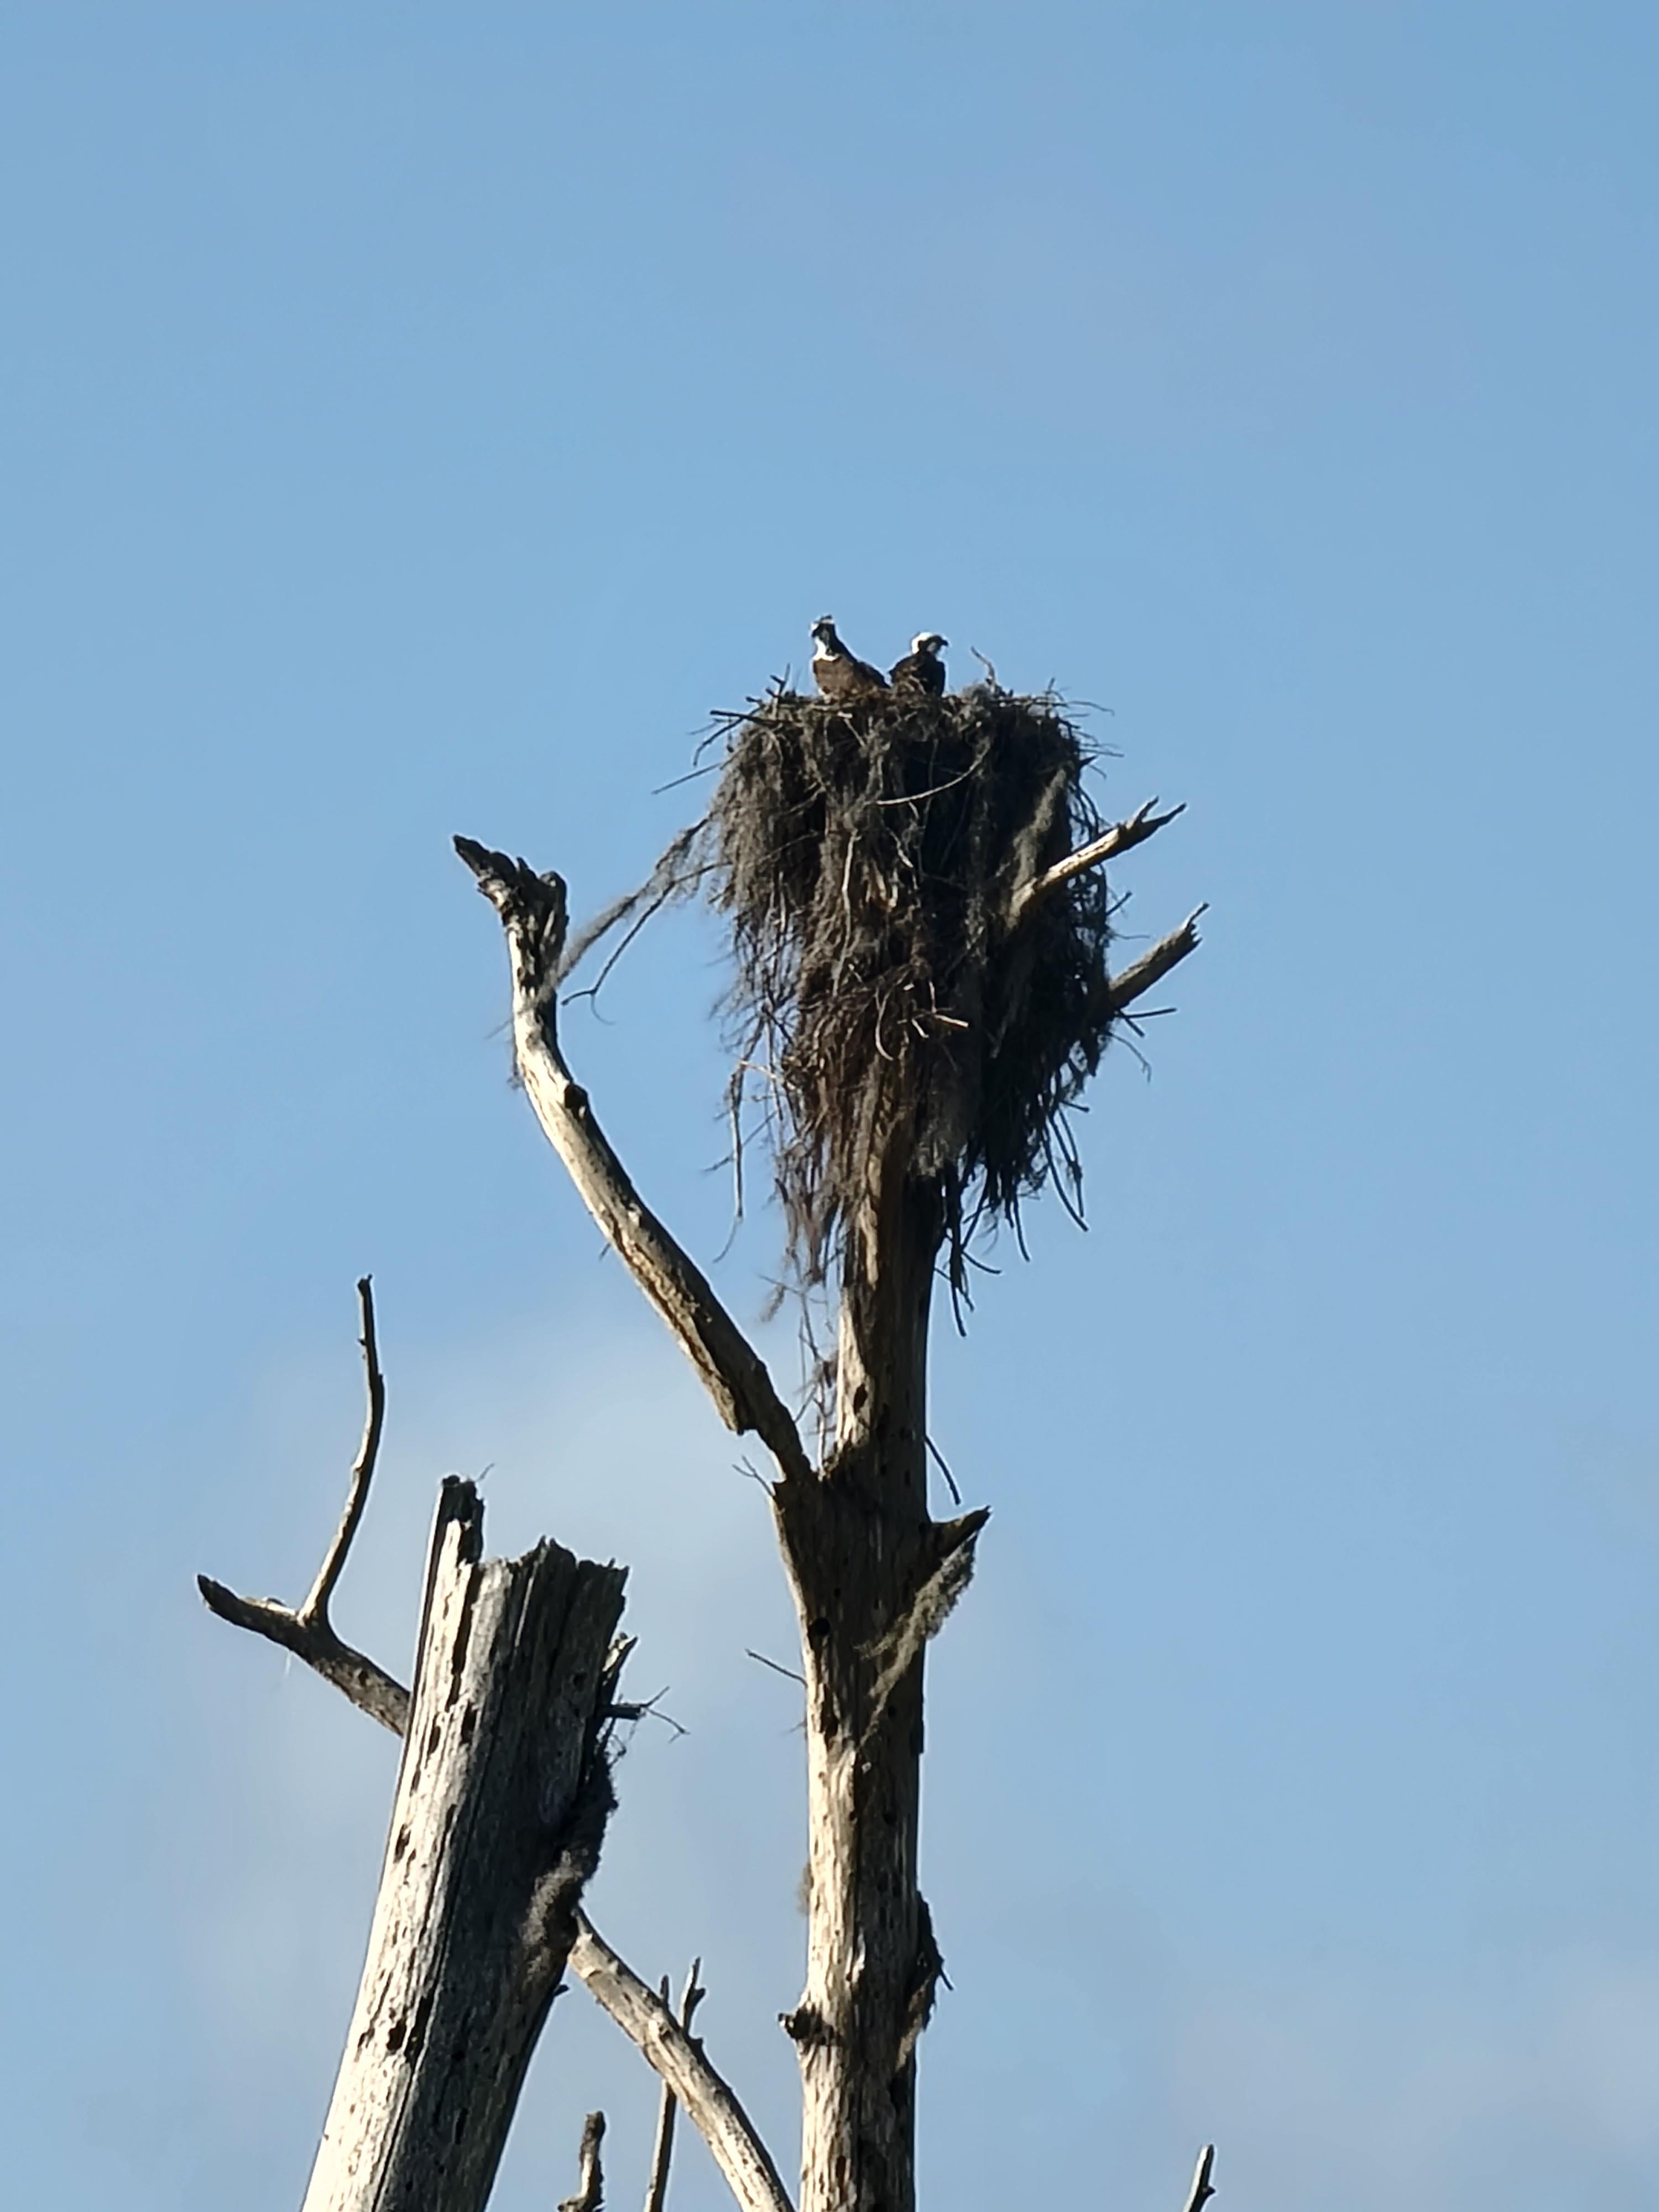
left=1010, top=796, right=1187, bottom=924
left=1106, top=906, right=1207, bottom=1015
left=455, top=837, right=811, bottom=1487
left=644, top=1961, right=706, bottom=2212
left=568, top=1915, right=795, bottom=2212
left=197, top=1275, right=410, bottom=1735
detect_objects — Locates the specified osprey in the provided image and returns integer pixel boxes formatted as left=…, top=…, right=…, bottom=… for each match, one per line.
left=889, top=633, right=948, bottom=697
left=810, top=617, right=889, bottom=702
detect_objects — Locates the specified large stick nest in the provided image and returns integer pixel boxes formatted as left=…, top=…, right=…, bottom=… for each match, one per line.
left=702, top=682, right=1123, bottom=1290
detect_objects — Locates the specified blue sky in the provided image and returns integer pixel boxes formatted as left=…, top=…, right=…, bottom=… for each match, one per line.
left=2, top=4, right=1656, bottom=2206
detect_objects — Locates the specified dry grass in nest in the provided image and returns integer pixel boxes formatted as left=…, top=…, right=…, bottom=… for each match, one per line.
left=700, top=681, right=1123, bottom=1292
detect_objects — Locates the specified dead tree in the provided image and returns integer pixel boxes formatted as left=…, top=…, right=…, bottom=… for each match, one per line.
left=201, top=1290, right=788, bottom=2212
left=202, top=675, right=1204, bottom=2212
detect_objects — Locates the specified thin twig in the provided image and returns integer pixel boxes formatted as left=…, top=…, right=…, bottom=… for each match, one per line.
left=198, top=1275, right=410, bottom=1735
left=1105, top=906, right=1207, bottom=1014
left=925, top=1433, right=962, bottom=1506
left=302, top=1276, right=386, bottom=1621
left=1182, top=2143, right=1216, bottom=2212
left=1009, top=797, right=1186, bottom=924
left=568, top=1914, right=795, bottom=2212
left=456, top=837, right=812, bottom=1489
left=745, top=1648, right=807, bottom=1688
left=559, top=2110, right=607, bottom=2212
left=643, top=1961, right=706, bottom=2212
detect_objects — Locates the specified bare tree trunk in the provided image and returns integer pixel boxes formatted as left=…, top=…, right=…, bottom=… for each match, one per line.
left=779, top=1164, right=976, bottom=2212
left=196, top=764, right=1202, bottom=2212
left=301, top=1477, right=626, bottom=2212
left=455, top=830, right=1194, bottom=2212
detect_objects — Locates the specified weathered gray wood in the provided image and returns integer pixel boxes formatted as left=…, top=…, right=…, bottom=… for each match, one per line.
left=455, top=838, right=812, bottom=1487
left=461, top=842, right=972, bottom=2212
left=1105, top=906, right=1207, bottom=1014
left=568, top=1919, right=794, bottom=2212
left=301, top=1477, right=626, bottom=2212
left=207, top=1483, right=776, bottom=2212
left=466, top=838, right=1169, bottom=2212
left=777, top=1162, right=974, bottom=2212
left=642, top=1961, right=704, bottom=2212
left=196, top=1574, right=411, bottom=1735
left=558, top=2112, right=606, bottom=2212
left=1008, top=796, right=1186, bottom=924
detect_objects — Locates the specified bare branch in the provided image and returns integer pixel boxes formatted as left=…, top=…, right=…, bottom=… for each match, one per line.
left=303, top=1276, right=387, bottom=1620
left=567, top=1914, right=795, bottom=2212
left=196, top=1575, right=410, bottom=1734
left=1009, top=797, right=1186, bottom=924
left=1182, top=2144, right=1216, bottom=2212
left=199, top=1274, right=410, bottom=1736
left=456, top=837, right=812, bottom=1488
left=644, top=1962, right=706, bottom=2212
left=1106, top=906, right=1207, bottom=1014
left=560, top=2112, right=607, bottom=2212
left=862, top=1509, right=990, bottom=1743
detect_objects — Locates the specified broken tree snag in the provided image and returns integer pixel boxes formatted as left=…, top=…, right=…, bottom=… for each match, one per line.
left=199, top=1284, right=791, bottom=2212
left=1182, top=2144, right=1217, bottom=2212
left=302, top=1478, right=627, bottom=2212
left=1008, top=796, right=1187, bottom=925
left=559, top=2111, right=607, bottom=2212
left=454, top=836, right=811, bottom=1489
left=1105, top=906, right=1207, bottom=1017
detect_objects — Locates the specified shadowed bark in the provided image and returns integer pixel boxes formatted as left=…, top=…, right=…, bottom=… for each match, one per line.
left=298, top=1478, right=626, bottom=2212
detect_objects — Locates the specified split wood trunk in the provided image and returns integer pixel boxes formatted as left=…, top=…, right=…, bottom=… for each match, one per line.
left=301, top=1478, right=626, bottom=2212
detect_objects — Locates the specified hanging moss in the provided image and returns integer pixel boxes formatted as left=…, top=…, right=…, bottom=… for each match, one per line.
left=701, top=681, right=1121, bottom=1290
